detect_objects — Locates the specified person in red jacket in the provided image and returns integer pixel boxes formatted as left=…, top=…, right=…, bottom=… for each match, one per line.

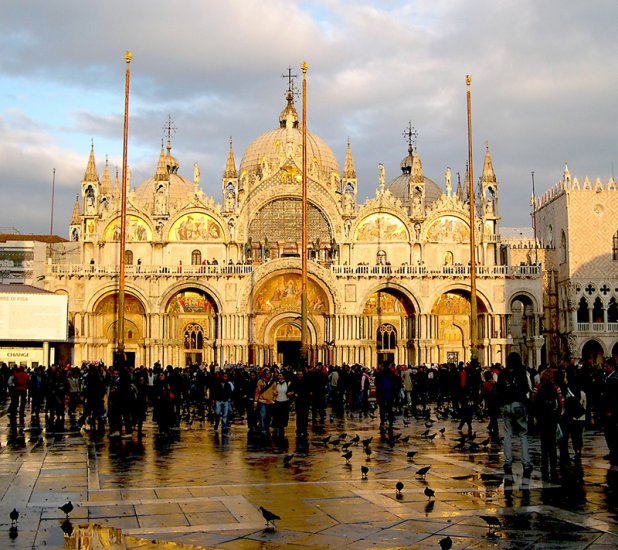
left=9, top=365, right=30, bottom=419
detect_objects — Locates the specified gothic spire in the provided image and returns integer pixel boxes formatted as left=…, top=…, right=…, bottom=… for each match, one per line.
left=481, top=145, right=496, bottom=183
left=223, top=137, right=238, bottom=179
left=101, top=156, right=112, bottom=195
left=84, top=141, right=99, bottom=182
left=70, top=194, right=81, bottom=225
left=411, top=149, right=423, bottom=184
left=155, top=141, right=168, bottom=181
left=342, top=139, right=356, bottom=179
left=113, top=167, right=120, bottom=195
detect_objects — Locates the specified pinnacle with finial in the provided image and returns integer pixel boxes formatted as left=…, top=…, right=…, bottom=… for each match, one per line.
left=403, top=121, right=418, bottom=152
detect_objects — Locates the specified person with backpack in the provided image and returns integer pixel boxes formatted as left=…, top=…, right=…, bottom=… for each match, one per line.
left=496, top=352, right=533, bottom=477
left=531, top=367, right=564, bottom=482
left=481, top=369, right=500, bottom=442
left=558, top=368, right=586, bottom=475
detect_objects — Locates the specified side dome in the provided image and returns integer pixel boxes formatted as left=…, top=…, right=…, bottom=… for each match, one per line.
left=238, top=96, right=340, bottom=188
left=134, top=173, right=195, bottom=210
left=386, top=150, right=443, bottom=206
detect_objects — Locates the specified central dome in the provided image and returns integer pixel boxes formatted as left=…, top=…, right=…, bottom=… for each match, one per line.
left=239, top=96, right=340, bottom=187
left=386, top=150, right=443, bottom=206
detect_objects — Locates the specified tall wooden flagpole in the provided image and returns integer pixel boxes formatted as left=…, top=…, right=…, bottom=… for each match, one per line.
left=116, top=51, right=132, bottom=367
left=300, top=61, right=309, bottom=366
left=466, top=75, right=479, bottom=364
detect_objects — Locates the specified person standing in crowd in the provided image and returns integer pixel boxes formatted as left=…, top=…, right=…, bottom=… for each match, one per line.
left=133, top=373, right=149, bottom=438
left=243, top=369, right=259, bottom=435
left=8, top=365, right=29, bottom=421
left=272, top=370, right=291, bottom=439
left=558, top=369, right=587, bottom=475
left=254, top=368, right=276, bottom=437
left=602, top=359, right=618, bottom=462
left=211, top=370, right=234, bottom=432
left=153, top=371, right=175, bottom=436
left=401, top=366, right=413, bottom=412
left=531, top=367, right=564, bottom=482
left=481, top=369, right=500, bottom=442
left=77, top=363, right=107, bottom=435
left=497, top=352, right=533, bottom=477
left=289, top=369, right=310, bottom=439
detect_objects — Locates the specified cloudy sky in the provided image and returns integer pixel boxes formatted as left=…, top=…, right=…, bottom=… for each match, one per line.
left=1, top=0, right=617, bottom=237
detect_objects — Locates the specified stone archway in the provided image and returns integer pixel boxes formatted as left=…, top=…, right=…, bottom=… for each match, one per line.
left=94, top=293, right=146, bottom=366
left=431, top=290, right=487, bottom=365
left=581, top=339, right=605, bottom=365
left=362, top=289, right=416, bottom=367
left=165, top=289, right=218, bottom=367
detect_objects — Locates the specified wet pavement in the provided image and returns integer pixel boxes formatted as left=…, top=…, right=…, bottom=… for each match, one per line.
left=1, top=405, right=618, bottom=549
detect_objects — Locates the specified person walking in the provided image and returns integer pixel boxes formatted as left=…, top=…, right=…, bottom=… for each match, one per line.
left=272, top=371, right=291, bottom=439
left=496, top=352, right=533, bottom=477
left=254, top=368, right=276, bottom=437
left=531, top=367, right=564, bottom=482
left=211, top=370, right=234, bottom=432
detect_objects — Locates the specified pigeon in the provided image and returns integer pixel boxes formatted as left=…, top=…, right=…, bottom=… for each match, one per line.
left=361, top=465, right=369, bottom=479
left=341, top=441, right=353, bottom=451
left=60, top=519, right=74, bottom=537
left=427, top=432, right=438, bottom=440
left=416, top=465, right=431, bottom=478
left=420, top=429, right=430, bottom=438
left=402, top=417, right=410, bottom=426
left=392, top=432, right=402, bottom=441
left=480, top=515, right=501, bottom=533
left=406, top=450, right=417, bottom=461
left=439, top=535, right=453, bottom=549
left=259, top=506, right=281, bottom=529
left=362, top=436, right=373, bottom=447
left=9, top=508, right=19, bottom=525
left=439, top=427, right=446, bottom=435
left=478, top=437, right=491, bottom=447
left=424, top=487, right=435, bottom=500
left=351, top=434, right=360, bottom=444
left=395, top=481, right=404, bottom=495
left=283, top=453, right=295, bottom=466
left=400, top=435, right=410, bottom=444
left=339, top=433, right=348, bottom=440
left=364, top=446, right=372, bottom=459
left=329, top=439, right=341, bottom=448
left=320, top=435, right=331, bottom=445
left=342, top=450, right=353, bottom=464
left=59, top=501, right=74, bottom=518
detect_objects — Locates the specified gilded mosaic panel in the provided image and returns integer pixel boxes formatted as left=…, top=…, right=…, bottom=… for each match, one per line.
left=169, top=213, right=223, bottom=241
left=363, top=291, right=408, bottom=314
left=104, top=216, right=151, bottom=242
left=426, top=216, right=469, bottom=243
left=355, top=213, right=408, bottom=241
left=166, top=291, right=216, bottom=315
left=254, top=274, right=328, bottom=313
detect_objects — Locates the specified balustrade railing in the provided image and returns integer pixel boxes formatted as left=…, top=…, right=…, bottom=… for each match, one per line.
left=47, top=264, right=254, bottom=276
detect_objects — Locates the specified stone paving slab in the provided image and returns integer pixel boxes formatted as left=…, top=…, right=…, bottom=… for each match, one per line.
left=1, top=405, right=618, bottom=548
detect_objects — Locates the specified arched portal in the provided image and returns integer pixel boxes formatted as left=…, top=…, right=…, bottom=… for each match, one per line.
left=581, top=340, right=604, bottom=365
left=363, top=289, right=416, bottom=367
left=166, top=289, right=218, bottom=367
left=94, top=293, right=146, bottom=367
left=253, top=272, right=330, bottom=367
left=509, top=294, right=537, bottom=367
left=432, top=290, right=487, bottom=365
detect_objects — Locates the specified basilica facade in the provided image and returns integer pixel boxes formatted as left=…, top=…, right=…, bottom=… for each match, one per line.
left=43, top=91, right=544, bottom=369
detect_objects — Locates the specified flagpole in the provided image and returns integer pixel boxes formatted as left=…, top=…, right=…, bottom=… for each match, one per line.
left=116, top=51, right=132, bottom=367
left=300, top=61, right=309, bottom=366
left=466, top=75, right=479, bottom=364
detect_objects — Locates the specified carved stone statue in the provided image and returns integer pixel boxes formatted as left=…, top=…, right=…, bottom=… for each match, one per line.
left=445, top=167, right=452, bottom=196
left=193, top=162, right=201, bottom=186
left=378, top=163, right=385, bottom=189
left=244, top=237, right=253, bottom=261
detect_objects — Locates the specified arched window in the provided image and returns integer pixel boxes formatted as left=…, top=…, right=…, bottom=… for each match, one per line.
left=377, top=323, right=397, bottom=350
left=125, top=250, right=133, bottom=265
left=191, top=249, right=202, bottom=265
left=184, top=323, right=204, bottom=350
left=561, top=230, right=567, bottom=263
left=608, top=298, right=618, bottom=323
left=593, top=297, right=604, bottom=323
left=577, top=297, right=589, bottom=323
left=613, top=231, right=618, bottom=261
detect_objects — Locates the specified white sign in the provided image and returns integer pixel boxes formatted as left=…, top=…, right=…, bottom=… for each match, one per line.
left=0, top=293, right=68, bottom=341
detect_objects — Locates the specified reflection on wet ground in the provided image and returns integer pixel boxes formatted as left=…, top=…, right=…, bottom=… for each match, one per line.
left=1, top=406, right=618, bottom=548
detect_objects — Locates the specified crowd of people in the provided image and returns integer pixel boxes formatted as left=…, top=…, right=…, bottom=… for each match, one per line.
left=1, top=353, right=617, bottom=483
